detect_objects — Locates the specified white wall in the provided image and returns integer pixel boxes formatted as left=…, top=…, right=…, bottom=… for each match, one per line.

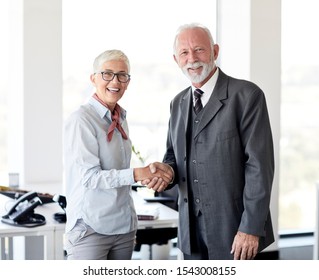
left=8, top=0, right=63, bottom=186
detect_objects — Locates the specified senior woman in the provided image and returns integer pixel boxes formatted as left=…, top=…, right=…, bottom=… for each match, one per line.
left=63, top=49, right=173, bottom=260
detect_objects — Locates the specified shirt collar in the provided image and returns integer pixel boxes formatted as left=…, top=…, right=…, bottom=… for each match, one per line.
left=192, top=67, right=219, bottom=106
left=88, top=96, right=127, bottom=120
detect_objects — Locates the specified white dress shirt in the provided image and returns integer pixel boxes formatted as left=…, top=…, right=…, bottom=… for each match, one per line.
left=192, top=67, right=219, bottom=107
left=63, top=96, right=137, bottom=235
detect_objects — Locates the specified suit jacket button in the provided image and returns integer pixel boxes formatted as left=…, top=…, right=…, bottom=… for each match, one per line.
left=182, top=177, right=186, bottom=182
left=184, top=198, right=188, bottom=203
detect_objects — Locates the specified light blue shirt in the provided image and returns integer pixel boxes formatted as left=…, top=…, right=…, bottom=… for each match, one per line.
left=63, top=96, right=137, bottom=235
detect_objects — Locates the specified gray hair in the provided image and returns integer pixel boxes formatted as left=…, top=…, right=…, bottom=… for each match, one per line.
left=93, top=49, right=130, bottom=73
left=173, top=23, right=215, bottom=55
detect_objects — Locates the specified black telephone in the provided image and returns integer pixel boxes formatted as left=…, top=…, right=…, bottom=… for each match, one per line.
left=1, top=191, right=46, bottom=227
left=52, top=194, right=67, bottom=223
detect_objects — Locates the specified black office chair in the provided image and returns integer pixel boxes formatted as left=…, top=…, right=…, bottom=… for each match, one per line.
left=134, top=186, right=178, bottom=259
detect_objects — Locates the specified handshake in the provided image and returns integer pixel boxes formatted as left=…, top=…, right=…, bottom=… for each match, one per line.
left=133, top=162, right=174, bottom=192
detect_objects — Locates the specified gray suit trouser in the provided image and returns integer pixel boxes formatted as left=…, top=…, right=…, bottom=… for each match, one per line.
left=183, top=210, right=209, bottom=260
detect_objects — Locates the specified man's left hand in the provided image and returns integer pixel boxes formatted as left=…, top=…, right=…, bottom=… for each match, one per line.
left=231, top=231, right=259, bottom=260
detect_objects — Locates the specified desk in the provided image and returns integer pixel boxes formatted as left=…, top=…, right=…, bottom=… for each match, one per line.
left=132, top=190, right=178, bottom=229
left=0, top=189, right=178, bottom=260
left=0, top=194, right=65, bottom=260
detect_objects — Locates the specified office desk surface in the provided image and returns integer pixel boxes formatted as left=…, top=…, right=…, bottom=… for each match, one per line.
left=0, top=189, right=178, bottom=230
left=0, top=194, right=65, bottom=259
left=132, top=190, right=178, bottom=229
left=0, top=194, right=64, bottom=234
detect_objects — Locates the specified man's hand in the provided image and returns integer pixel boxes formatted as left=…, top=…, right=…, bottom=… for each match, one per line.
left=141, top=162, right=174, bottom=192
left=231, top=231, right=259, bottom=260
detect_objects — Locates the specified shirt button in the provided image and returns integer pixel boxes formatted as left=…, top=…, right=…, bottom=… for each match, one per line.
left=195, top=120, right=199, bottom=124
left=195, top=198, right=200, bottom=203
left=194, top=179, right=198, bottom=183
left=192, top=160, right=196, bottom=164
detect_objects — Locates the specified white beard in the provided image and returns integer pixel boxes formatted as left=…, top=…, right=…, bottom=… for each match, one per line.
left=182, top=61, right=215, bottom=84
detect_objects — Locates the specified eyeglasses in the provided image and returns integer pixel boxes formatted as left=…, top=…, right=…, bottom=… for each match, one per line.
left=96, top=71, right=131, bottom=83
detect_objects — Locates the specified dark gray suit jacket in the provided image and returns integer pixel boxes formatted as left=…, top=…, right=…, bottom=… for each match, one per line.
left=163, top=69, right=275, bottom=259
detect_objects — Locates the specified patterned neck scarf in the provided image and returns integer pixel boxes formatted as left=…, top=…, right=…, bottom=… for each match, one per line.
left=93, top=93, right=128, bottom=142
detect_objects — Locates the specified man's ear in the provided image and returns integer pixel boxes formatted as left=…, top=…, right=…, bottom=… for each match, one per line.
left=213, top=44, right=220, bottom=61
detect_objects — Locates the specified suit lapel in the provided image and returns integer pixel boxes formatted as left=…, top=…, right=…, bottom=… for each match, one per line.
left=194, top=70, right=229, bottom=139
left=179, top=87, right=192, bottom=134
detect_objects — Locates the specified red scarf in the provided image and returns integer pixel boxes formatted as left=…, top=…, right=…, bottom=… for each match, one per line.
left=93, top=93, right=128, bottom=142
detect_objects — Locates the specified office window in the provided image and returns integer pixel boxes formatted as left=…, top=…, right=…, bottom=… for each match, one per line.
left=62, top=0, right=217, bottom=166
left=279, top=0, right=319, bottom=233
left=0, top=0, right=9, bottom=184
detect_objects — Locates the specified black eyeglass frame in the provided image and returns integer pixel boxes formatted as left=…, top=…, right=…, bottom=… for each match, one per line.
left=96, top=71, right=131, bottom=83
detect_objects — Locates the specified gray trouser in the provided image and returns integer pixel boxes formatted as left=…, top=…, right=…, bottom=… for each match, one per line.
left=65, top=219, right=136, bottom=260
left=184, top=211, right=209, bottom=260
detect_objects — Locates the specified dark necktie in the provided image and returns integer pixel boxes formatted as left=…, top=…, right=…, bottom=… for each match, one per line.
left=194, top=88, right=204, bottom=114
left=93, top=93, right=128, bottom=142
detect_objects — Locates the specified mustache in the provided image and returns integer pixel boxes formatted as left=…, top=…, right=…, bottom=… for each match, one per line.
left=184, top=62, right=204, bottom=69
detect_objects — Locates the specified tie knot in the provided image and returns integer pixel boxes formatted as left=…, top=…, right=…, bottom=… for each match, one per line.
left=194, top=88, right=203, bottom=99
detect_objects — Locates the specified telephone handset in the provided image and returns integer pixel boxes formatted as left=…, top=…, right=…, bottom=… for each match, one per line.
left=1, top=191, right=46, bottom=227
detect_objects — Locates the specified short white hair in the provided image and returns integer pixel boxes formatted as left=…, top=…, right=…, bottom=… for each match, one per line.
left=93, top=49, right=130, bottom=73
left=173, top=23, right=215, bottom=55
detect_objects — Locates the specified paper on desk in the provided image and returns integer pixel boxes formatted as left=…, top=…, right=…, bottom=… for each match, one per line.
left=136, top=205, right=159, bottom=220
